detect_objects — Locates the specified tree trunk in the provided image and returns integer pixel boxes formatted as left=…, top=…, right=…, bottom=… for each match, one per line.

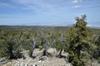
left=43, top=49, right=48, bottom=56
left=58, top=49, right=63, bottom=58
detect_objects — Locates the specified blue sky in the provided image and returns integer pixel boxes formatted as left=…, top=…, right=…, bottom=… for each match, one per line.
left=0, top=0, right=100, bottom=26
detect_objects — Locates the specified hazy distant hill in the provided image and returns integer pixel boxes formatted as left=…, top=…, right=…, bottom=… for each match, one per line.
left=0, top=25, right=100, bottom=32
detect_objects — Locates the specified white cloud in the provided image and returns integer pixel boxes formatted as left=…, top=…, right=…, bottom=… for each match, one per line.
left=0, top=2, right=14, bottom=8
left=12, top=0, right=34, bottom=5
left=9, top=0, right=66, bottom=12
left=72, top=0, right=82, bottom=4
left=72, top=0, right=79, bottom=3
left=72, top=0, right=84, bottom=8
left=87, top=24, right=100, bottom=28
left=73, top=5, right=81, bottom=8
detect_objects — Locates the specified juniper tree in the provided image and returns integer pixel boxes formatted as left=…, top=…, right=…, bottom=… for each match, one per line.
left=67, top=15, right=95, bottom=66
left=93, top=35, right=100, bottom=62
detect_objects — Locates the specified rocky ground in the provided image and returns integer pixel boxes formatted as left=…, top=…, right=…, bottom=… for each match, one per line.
left=0, top=48, right=72, bottom=66
left=0, top=48, right=100, bottom=66
left=2, top=57, right=72, bottom=66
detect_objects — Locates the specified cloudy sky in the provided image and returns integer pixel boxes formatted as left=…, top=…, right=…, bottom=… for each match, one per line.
left=0, top=0, right=100, bottom=26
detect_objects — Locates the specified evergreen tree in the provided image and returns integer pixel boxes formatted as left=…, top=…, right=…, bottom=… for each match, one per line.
left=67, top=15, right=95, bottom=66
left=93, top=35, right=100, bottom=62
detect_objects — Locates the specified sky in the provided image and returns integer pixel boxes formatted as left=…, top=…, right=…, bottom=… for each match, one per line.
left=0, top=0, right=100, bottom=27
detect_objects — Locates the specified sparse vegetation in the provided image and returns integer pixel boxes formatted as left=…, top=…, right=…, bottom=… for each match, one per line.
left=0, top=15, right=100, bottom=66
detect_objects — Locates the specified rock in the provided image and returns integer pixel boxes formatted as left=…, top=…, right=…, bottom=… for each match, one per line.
left=32, top=49, right=43, bottom=58
left=0, top=58, right=6, bottom=62
left=47, top=48, right=57, bottom=57
left=61, top=50, right=69, bottom=58
left=39, top=56, right=48, bottom=61
left=0, top=58, right=7, bottom=65
left=32, top=64, right=37, bottom=66
left=66, top=63, right=72, bottom=66
left=21, top=50, right=30, bottom=59
left=32, top=48, right=57, bottom=58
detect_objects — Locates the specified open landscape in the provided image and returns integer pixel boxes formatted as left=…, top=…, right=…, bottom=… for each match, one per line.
left=0, top=0, right=100, bottom=66
left=0, top=15, right=100, bottom=66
